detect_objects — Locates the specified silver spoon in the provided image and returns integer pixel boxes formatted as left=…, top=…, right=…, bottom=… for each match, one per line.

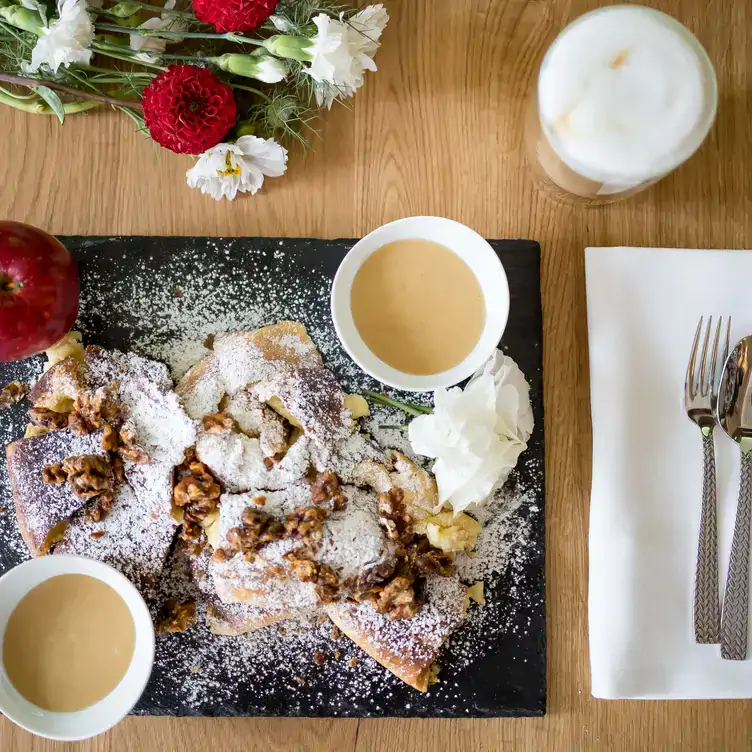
left=717, top=335, right=752, bottom=660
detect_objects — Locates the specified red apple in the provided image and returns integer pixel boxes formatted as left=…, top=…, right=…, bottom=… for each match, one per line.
left=0, top=222, right=79, bottom=362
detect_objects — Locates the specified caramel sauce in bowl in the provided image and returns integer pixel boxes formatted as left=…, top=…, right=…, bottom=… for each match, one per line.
left=331, top=217, right=510, bottom=391
left=0, top=555, right=154, bottom=741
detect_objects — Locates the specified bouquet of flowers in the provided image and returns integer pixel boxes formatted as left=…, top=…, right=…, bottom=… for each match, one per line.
left=0, top=0, right=388, bottom=199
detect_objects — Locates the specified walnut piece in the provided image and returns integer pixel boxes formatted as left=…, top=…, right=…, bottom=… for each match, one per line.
left=0, top=381, right=27, bottom=411
left=41, top=462, right=68, bottom=485
left=101, top=422, right=120, bottom=451
left=63, top=454, right=115, bottom=499
left=202, top=412, right=237, bottom=434
left=85, top=492, right=115, bottom=522
left=311, top=470, right=340, bottom=503
left=226, top=507, right=284, bottom=557
left=374, top=575, right=422, bottom=621
left=284, top=549, right=341, bottom=604
left=173, top=455, right=221, bottom=543
left=118, top=425, right=150, bottom=464
left=378, top=488, right=413, bottom=542
left=67, top=388, right=120, bottom=436
left=284, top=506, right=327, bottom=543
left=313, top=652, right=326, bottom=666
left=156, top=599, right=197, bottom=633
left=30, top=407, right=69, bottom=430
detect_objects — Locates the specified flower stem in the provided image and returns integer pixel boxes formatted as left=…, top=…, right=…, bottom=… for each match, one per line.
left=100, top=0, right=196, bottom=19
left=92, top=42, right=168, bottom=70
left=0, top=72, right=144, bottom=109
left=95, top=22, right=264, bottom=44
left=225, top=81, right=271, bottom=101
left=0, top=90, right=99, bottom=114
left=363, top=391, right=433, bottom=417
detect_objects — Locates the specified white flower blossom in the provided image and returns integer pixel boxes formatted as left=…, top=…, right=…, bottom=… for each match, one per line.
left=304, top=4, right=389, bottom=108
left=408, top=351, right=533, bottom=513
left=186, top=136, right=288, bottom=201
left=130, top=0, right=187, bottom=62
left=24, top=0, right=94, bottom=74
left=252, top=54, right=287, bottom=83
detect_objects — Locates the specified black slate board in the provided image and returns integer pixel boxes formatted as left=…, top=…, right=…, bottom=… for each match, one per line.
left=0, top=236, right=545, bottom=718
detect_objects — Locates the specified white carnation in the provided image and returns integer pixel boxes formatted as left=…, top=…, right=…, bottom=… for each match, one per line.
left=408, top=351, right=533, bottom=513
left=25, top=0, right=94, bottom=74
left=303, top=4, right=389, bottom=108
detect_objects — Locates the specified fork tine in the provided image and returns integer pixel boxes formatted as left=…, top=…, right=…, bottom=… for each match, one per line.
left=724, top=317, right=732, bottom=367
left=686, top=316, right=703, bottom=399
left=699, top=316, right=713, bottom=396
left=710, top=317, right=723, bottom=394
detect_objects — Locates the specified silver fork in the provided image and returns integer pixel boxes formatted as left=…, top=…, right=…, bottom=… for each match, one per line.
left=685, top=315, right=731, bottom=644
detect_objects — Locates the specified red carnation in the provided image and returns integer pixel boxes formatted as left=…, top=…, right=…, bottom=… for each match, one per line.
left=142, top=65, right=237, bottom=155
left=192, top=0, right=278, bottom=33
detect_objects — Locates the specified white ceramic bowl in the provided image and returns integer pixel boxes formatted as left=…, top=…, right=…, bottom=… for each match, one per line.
left=0, top=555, right=155, bottom=741
left=331, top=217, right=510, bottom=391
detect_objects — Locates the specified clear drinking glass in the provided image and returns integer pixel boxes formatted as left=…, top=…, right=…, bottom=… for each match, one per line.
left=525, top=5, right=718, bottom=204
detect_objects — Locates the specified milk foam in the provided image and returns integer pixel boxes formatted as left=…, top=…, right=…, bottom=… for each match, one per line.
left=538, top=6, right=716, bottom=183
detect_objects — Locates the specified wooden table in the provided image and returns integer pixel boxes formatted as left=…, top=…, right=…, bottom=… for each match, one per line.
left=1, top=0, right=751, bottom=749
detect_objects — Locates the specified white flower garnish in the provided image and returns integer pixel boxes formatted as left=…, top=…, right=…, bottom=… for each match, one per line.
left=186, top=136, right=288, bottom=201
left=130, top=0, right=187, bottom=62
left=248, top=53, right=287, bottom=83
left=304, top=4, right=388, bottom=108
left=408, top=351, right=533, bottom=513
left=25, top=0, right=94, bottom=74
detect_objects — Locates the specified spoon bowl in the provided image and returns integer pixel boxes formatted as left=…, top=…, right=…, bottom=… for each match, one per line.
left=718, top=335, right=752, bottom=445
left=717, top=335, right=752, bottom=661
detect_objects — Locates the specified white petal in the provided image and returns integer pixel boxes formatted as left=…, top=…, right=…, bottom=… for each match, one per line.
left=235, top=136, right=288, bottom=178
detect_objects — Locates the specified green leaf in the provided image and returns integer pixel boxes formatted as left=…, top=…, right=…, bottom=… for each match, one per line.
left=109, top=2, right=141, bottom=18
left=33, top=85, right=64, bottom=123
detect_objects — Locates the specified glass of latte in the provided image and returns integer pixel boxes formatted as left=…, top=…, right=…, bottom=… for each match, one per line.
left=525, top=5, right=718, bottom=203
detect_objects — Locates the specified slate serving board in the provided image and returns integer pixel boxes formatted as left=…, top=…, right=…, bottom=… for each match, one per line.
left=0, top=236, right=545, bottom=718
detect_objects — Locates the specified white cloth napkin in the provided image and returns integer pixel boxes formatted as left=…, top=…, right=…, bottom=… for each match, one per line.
left=587, top=246, right=752, bottom=699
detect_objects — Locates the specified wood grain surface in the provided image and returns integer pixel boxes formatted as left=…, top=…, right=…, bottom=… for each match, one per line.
left=0, top=0, right=750, bottom=749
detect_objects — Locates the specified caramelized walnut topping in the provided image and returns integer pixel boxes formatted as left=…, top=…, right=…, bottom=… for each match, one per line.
left=376, top=576, right=423, bottom=621
left=345, top=534, right=453, bottom=620
left=101, top=422, right=120, bottom=451
left=313, top=652, right=326, bottom=666
left=284, top=505, right=327, bottom=543
left=211, top=548, right=229, bottom=564
left=41, top=462, right=68, bottom=485
left=226, top=508, right=284, bottom=558
left=314, top=564, right=339, bottom=604
left=90, top=530, right=106, bottom=539
left=263, top=456, right=274, bottom=471
left=330, top=625, right=342, bottom=641
left=252, top=495, right=266, bottom=506
left=111, top=454, right=125, bottom=484
left=173, top=450, right=222, bottom=554
left=156, top=599, right=197, bottom=633
left=286, top=554, right=318, bottom=582
left=118, top=426, right=150, bottom=464
left=85, top=492, right=115, bottom=522
left=408, top=536, right=455, bottom=577
left=202, top=412, right=237, bottom=434
left=284, top=550, right=341, bottom=604
left=55, top=454, right=115, bottom=499
left=378, top=488, right=413, bottom=542
left=0, top=381, right=27, bottom=410
left=30, top=407, right=69, bottom=430
left=67, top=388, right=120, bottom=436
left=311, top=470, right=340, bottom=504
